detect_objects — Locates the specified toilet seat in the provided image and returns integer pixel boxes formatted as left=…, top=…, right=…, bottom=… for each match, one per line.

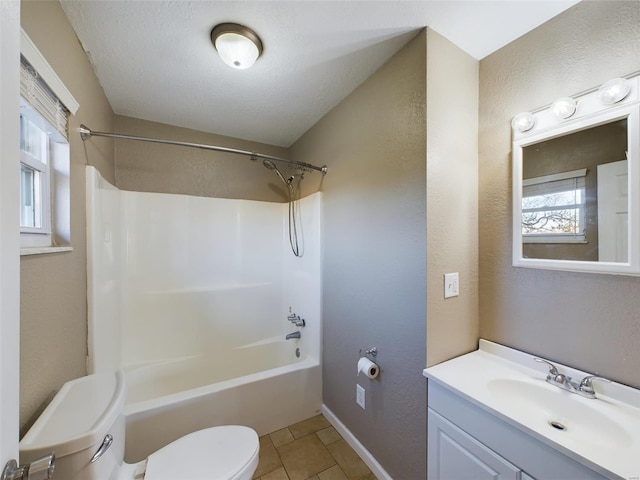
left=143, top=426, right=259, bottom=480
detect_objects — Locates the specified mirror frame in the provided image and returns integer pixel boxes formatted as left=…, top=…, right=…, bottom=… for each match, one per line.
left=512, top=76, right=640, bottom=275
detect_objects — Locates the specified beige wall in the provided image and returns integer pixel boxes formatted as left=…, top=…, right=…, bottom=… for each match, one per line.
left=291, top=30, right=427, bottom=479
left=425, top=29, right=479, bottom=366
left=479, top=1, right=640, bottom=388
left=20, top=0, right=114, bottom=435
left=114, top=115, right=295, bottom=202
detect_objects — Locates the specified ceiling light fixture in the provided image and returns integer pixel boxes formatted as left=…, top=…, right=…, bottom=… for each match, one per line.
left=511, top=112, right=536, bottom=133
left=211, top=23, right=263, bottom=70
left=596, top=78, right=631, bottom=105
left=551, top=97, right=577, bottom=119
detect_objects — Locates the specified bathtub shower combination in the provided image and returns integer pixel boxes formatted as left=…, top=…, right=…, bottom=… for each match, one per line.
left=86, top=166, right=322, bottom=462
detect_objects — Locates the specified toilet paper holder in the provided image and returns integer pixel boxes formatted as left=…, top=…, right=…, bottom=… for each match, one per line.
left=359, top=347, right=377, bottom=358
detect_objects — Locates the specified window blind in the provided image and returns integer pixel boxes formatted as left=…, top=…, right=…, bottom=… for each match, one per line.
left=20, top=56, right=69, bottom=139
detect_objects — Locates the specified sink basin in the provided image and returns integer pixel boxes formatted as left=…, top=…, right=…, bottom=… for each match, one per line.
left=424, top=340, right=640, bottom=480
left=487, top=378, right=633, bottom=449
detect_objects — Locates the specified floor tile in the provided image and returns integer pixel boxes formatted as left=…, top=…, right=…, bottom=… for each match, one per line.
left=289, top=414, right=331, bottom=439
left=318, top=465, right=349, bottom=480
left=326, top=440, right=372, bottom=480
left=359, top=473, right=377, bottom=480
left=277, top=434, right=336, bottom=480
left=316, top=426, right=342, bottom=446
left=260, top=467, right=290, bottom=480
left=253, top=435, right=284, bottom=478
left=270, top=427, right=295, bottom=447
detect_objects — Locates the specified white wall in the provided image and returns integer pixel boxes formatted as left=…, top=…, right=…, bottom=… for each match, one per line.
left=0, top=0, right=21, bottom=461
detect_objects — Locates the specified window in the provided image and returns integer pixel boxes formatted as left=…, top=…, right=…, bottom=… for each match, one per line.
left=522, top=168, right=587, bottom=243
left=19, top=56, right=71, bottom=250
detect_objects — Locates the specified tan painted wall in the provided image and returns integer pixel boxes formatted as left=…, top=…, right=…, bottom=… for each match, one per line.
left=20, top=0, right=114, bottom=435
left=479, top=1, right=640, bottom=388
left=291, top=30, right=427, bottom=479
left=425, top=29, right=479, bottom=367
left=114, top=115, right=294, bottom=202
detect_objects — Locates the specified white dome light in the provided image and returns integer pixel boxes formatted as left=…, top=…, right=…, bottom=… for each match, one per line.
left=211, top=23, right=263, bottom=70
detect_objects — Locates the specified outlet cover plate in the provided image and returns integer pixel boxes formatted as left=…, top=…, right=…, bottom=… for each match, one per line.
left=444, top=272, right=459, bottom=298
left=356, top=384, right=365, bottom=409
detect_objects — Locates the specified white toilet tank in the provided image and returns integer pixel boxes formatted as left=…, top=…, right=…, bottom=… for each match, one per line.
left=20, top=371, right=127, bottom=480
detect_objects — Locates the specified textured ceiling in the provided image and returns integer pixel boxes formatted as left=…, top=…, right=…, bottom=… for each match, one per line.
left=60, top=1, right=580, bottom=147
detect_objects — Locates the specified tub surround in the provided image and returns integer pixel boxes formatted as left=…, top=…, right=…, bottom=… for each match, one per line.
left=86, top=166, right=321, bottom=372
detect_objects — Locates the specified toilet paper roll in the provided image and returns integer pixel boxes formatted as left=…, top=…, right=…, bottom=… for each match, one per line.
left=357, top=357, right=379, bottom=379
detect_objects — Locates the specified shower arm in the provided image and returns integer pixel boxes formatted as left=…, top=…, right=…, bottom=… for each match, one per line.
left=79, top=125, right=328, bottom=175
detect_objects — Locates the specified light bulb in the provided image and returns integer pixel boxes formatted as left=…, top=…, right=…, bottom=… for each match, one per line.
left=551, top=97, right=576, bottom=119
left=597, top=78, right=631, bottom=105
left=512, top=112, right=536, bottom=132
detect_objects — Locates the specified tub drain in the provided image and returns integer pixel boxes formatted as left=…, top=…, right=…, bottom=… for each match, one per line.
left=548, top=421, right=567, bottom=431
left=295, top=348, right=301, bottom=358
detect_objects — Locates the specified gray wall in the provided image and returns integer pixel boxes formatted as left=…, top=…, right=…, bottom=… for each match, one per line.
left=290, top=31, right=427, bottom=479
left=20, top=0, right=114, bottom=435
left=479, top=0, right=640, bottom=388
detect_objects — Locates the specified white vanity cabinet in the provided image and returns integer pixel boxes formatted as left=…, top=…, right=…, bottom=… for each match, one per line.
left=424, top=341, right=640, bottom=480
left=428, top=408, right=521, bottom=479
left=427, top=381, right=609, bottom=480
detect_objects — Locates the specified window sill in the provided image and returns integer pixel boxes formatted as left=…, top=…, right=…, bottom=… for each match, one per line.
left=523, top=235, right=587, bottom=244
left=20, top=246, right=73, bottom=256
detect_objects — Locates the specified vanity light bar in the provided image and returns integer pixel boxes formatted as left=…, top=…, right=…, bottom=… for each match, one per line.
left=512, top=73, right=640, bottom=138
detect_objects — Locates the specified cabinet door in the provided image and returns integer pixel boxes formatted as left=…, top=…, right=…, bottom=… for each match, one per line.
left=428, top=409, right=521, bottom=480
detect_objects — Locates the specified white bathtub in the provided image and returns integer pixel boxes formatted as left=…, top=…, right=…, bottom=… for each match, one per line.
left=123, top=339, right=322, bottom=462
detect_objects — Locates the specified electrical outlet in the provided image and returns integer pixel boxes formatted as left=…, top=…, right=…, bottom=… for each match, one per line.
left=444, top=272, right=459, bottom=298
left=356, top=384, right=365, bottom=409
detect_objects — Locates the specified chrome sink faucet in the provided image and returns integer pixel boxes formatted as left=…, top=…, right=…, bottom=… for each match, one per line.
left=534, top=358, right=611, bottom=399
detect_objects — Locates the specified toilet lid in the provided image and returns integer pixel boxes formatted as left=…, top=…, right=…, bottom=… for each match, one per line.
left=144, top=426, right=259, bottom=480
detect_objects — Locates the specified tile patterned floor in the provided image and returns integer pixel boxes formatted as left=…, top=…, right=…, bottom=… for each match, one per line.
left=252, top=415, right=378, bottom=480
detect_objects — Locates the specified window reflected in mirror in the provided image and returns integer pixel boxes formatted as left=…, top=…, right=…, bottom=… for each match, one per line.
left=521, top=119, right=628, bottom=262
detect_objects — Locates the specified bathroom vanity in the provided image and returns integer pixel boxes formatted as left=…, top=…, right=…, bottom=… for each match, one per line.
left=423, top=340, right=640, bottom=480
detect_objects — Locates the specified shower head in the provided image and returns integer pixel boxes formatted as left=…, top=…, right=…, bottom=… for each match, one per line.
left=263, top=159, right=290, bottom=188
left=262, top=159, right=277, bottom=171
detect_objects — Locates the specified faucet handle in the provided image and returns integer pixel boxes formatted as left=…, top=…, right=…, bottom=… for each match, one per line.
left=534, top=358, right=560, bottom=377
left=578, top=375, right=611, bottom=395
left=287, top=313, right=305, bottom=327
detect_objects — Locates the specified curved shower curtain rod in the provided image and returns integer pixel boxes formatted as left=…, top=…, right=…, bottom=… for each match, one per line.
left=79, top=125, right=328, bottom=175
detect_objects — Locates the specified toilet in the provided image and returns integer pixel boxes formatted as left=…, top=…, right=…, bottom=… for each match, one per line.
left=19, top=371, right=259, bottom=480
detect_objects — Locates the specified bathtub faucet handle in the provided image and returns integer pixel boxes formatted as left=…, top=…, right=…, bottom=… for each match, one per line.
left=287, top=313, right=306, bottom=327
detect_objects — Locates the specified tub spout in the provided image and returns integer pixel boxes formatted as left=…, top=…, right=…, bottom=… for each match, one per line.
left=286, top=331, right=301, bottom=340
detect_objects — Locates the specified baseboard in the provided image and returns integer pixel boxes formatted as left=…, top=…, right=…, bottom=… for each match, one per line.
left=321, top=404, right=393, bottom=480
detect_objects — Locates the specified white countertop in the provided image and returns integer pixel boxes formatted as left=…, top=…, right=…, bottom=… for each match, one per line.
left=423, top=340, right=640, bottom=480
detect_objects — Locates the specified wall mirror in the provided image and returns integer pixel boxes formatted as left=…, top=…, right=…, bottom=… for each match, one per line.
left=512, top=75, right=640, bottom=275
